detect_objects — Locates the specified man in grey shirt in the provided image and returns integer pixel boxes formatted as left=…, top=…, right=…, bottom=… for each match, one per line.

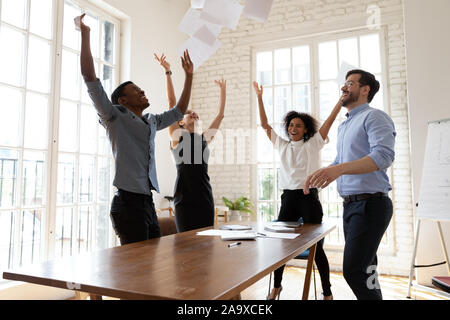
left=75, top=14, right=193, bottom=245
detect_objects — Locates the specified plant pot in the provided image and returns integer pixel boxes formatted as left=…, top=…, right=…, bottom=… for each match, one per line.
left=229, top=210, right=242, bottom=222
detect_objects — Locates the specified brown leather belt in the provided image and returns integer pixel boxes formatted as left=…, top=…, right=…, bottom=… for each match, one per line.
left=343, top=192, right=388, bottom=204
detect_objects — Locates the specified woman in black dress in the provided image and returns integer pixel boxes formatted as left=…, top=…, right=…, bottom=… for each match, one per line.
left=155, top=53, right=226, bottom=232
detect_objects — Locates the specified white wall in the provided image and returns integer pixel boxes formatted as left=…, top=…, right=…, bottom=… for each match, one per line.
left=403, top=0, right=450, bottom=286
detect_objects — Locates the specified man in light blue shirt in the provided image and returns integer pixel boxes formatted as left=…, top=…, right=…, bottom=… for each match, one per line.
left=304, top=69, right=396, bottom=300
left=76, top=14, right=193, bottom=245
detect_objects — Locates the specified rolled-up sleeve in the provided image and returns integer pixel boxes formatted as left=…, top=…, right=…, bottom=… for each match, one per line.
left=154, top=106, right=184, bottom=131
left=86, top=79, right=115, bottom=123
left=365, top=111, right=396, bottom=170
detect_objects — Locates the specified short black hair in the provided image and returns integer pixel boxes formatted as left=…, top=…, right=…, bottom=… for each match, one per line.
left=346, top=69, right=380, bottom=103
left=111, top=81, right=133, bottom=105
left=283, top=111, right=319, bottom=142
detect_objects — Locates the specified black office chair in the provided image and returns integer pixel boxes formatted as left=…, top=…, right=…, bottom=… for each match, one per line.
left=267, top=217, right=319, bottom=300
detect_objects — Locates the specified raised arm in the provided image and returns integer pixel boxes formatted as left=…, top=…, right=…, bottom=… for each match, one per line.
left=253, top=81, right=277, bottom=144
left=154, top=53, right=180, bottom=141
left=75, top=14, right=96, bottom=83
left=204, top=79, right=226, bottom=144
left=154, top=53, right=176, bottom=108
left=176, top=50, right=194, bottom=115
left=318, top=97, right=343, bottom=140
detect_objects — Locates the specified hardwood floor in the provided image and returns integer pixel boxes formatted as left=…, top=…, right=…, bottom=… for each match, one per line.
left=240, top=266, right=449, bottom=300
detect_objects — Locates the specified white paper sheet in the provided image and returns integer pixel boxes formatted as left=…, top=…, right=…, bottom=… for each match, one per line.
left=201, top=0, right=244, bottom=30
left=179, top=8, right=222, bottom=38
left=191, top=0, right=205, bottom=9
left=262, top=232, right=301, bottom=240
left=193, top=24, right=217, bottom=46
left=244, top=0, right=274, bottom=23
left=178, top=37, right=221, bottom=70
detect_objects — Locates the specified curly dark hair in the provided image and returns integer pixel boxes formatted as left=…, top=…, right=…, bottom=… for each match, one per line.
left=283, top=111, right=319, bottom=142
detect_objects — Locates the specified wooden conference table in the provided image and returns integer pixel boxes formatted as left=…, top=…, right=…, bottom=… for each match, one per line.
left=3, top=222, right=335, bottom=300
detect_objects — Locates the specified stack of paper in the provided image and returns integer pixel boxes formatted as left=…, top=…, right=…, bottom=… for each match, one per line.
left=219, top=225, right=253, bottom=231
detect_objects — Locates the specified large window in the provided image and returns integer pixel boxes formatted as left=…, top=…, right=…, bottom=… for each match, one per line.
left=0, top=0, right=119, bottom=282
left=254, top=30, right=392, bottom=248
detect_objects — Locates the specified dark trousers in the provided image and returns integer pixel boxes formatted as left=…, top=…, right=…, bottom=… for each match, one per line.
left=343, top=196, right=393, bottom=300
left=273, top=189, right=332, bottom=297
left=110, top=189, right=161, bottom=245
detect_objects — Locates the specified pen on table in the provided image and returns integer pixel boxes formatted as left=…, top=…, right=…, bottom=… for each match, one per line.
left=228, top=242, right=241, bottom=248
left=257, top=232, right=267, bottom=237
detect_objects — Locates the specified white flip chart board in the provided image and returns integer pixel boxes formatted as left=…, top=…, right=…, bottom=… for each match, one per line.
left=416, top=119, right=450, bottom=221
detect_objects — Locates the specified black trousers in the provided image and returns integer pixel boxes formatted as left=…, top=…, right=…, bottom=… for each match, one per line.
left=273, top=189, right=332, bottom=297
left=342, top=196, right=393, bottom=300
left=110, top=189, right=161, bottom=245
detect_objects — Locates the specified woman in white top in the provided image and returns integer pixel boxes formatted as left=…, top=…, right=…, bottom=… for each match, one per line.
left=253, top=81, right=342, bottom=300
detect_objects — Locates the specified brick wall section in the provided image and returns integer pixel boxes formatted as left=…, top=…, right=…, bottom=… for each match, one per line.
left=190, top=0, right=413, bottom=276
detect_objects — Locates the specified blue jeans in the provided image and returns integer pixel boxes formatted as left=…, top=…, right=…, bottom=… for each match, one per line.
left=343, top=196, right=393, bottom=300
left=110, top=189, right=161, bottom=245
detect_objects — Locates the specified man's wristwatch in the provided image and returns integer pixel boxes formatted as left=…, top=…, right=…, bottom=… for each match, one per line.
left=166, top=70, right=172, bottom=75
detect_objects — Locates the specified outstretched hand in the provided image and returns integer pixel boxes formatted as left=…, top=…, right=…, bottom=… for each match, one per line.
left=214, top=79, right=227, bottom=91
left=74, top=14, right=90, bottom=32
left=154, top=53, right=171, bottom=72
left=253, top=81, right=263, bottom=97
left=181, top=50, right=194, bottom=76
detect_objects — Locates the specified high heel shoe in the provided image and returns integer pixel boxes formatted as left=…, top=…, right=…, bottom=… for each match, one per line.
left=267, top=286, right=283, bottom=300
left=323, top=294, right=333, bottom=300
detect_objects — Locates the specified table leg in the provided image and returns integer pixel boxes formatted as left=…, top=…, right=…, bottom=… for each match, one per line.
left=302, top=243, right=317, bottom=300
left=231, top=293, right=242, bottom=300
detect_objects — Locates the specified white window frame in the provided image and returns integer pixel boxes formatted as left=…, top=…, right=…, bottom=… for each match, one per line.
left=252, top=27, right=396, bottom=255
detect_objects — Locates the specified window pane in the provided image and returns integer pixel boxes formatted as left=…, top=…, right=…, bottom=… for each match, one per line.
left=257, top=51, right=272, bottom=86
left=102, top=65, right=114, bottom=97
left=98, top=125, right=110, bottom=156
left=293, top=46, right=310, bottom=83
left=57, top=154, right=76, bottom=204
left=98, top=157, right=112, bottom=202
left=319, top=41, right=338, bottom=80
left=27, top=37, right=51, bottom=93
left=0, top=86, right=22, bottom=147
left=79, top=156, right=94, bottom=203
left=19, top=209, right=42, bottom=266
left=84, top=13, right=99, bottom=58
left=96, top=205, right=111, bottom=250
left=80, top=104, right=98, bottom=154
left=63, top=1, right=81, bottom=50
left=371, top=76, right=384, bottom=111
left=102, top=20, right=115, bottom=63
left=61, top=50, right=80, bottom=100
left=22, top=151, right=46, bottom=207
left=0, top=211, right=16, bottom=270
left=55, top=207, right=74, bottom=257
left=338, top=38, right=359, bottom=68
left=258, top=167, right=274, bottom=201
left=1, top=0, right=27, bottom=29
left=319, top=81, right=339, bottom=120
left=256, top=88, right=273, bottom=125
left=0, top=150, right=18, bottom=208
left=29, top=0, right=53, bottom=39
left=258, top=202, right=274, bottom=223
left=58, top=100, right=78, bottom=153
left=274, top=49, right=290, bottom=85
left=77, top=206, right=92, bottom=253
left=257, top=128, right=273, bottom=163
left=24, top=92, right=48, bottom=150
left=0, top=26, right=25, bottom=86
left=274, top=86, right=291, bottom=124
left=293, top=84, right=310, bottom=113
left=360, top=34, right=381, bottom=74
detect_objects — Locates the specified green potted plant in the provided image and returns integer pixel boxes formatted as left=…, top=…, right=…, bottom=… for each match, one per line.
left=222, top=196, right=254, bottom=221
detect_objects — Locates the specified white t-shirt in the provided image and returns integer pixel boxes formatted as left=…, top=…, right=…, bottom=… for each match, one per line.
left=274, top=133, right=329, bottom=190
